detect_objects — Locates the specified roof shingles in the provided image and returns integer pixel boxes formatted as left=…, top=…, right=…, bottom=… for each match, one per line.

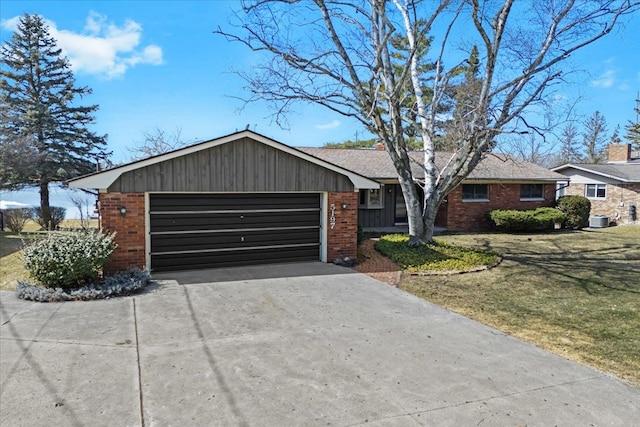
left=298, top=147, right=566, bottom=182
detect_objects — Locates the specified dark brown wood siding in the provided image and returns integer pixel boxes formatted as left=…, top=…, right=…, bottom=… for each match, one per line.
left=358, top=185, right=396, bottom=227
left=108, top=137, right=354, bottom=193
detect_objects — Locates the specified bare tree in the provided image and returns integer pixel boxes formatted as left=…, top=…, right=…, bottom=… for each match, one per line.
left=506, top=134, right=555, bottom=168
left=216, top=0, right=639, bottom=244
left=127, top=127, right=189, bottom=161
left=68, top=191, right=96, bottom=231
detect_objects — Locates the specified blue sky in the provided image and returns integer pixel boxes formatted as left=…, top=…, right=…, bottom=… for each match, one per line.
left=1, top=0, right=639, bottom=166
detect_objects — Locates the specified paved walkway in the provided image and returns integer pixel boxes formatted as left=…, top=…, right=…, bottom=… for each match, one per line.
left=355, top=238, right=403, bottom=286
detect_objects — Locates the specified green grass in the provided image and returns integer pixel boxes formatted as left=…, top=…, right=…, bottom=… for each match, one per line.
left=375, top=233, right=500, bottom=273
left=0, top=219, right=98, bottom=290
left=399, top=226, right=640, bottom=385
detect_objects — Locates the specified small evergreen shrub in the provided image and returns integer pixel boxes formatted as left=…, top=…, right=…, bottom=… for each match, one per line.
left=32, top=206, right=66, bottom=230
left=556, top=195, right=591, bottom=229
left=489, top=207, right=566, bottom=231
left=3, top=208, right=31, bottom=233
left=23, top=231, right=116, bottom=289
left=15, top=268, right=151, bottom=302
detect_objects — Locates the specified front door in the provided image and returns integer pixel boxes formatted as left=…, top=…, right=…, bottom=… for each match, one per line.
left=394, top=186, right=408, bottom=224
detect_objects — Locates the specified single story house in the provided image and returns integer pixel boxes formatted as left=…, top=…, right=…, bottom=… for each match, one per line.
left=68, top=131, right=379, bottom=272
left=552, top=143, right=639, bottom=225
left=69, top=130, right=566, bottom=273
left=300, top=145, right=566, bottom=231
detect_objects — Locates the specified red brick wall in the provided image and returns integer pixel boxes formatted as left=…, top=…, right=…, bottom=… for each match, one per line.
left=99, top=192, right=146, bottom=272
left=565, top=183, right=640, bottom=225
left=446, top=183, right=556, bottom=231
left=327, top=192, right=359, bottom=261
left=98, top=191, right=361, bottom=271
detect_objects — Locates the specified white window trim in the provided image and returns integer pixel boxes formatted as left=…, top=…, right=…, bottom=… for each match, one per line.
left=360, top=186, right=385, bottom=209
left=585, top=183, right=607, bottom=199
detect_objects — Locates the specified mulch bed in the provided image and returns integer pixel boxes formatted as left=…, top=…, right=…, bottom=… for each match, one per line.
left=354, top=238, right=402, bottom=286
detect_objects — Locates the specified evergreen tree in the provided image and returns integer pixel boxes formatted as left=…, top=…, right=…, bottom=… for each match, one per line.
left=0, top=14, right=109, bottom=229
left=558, top=123, right=580, bottom=164
left=581, top=111, right=608, bottom=163
left=623, top=97, right=640, bottom=151
left=609, top=125, right=622, bottom=144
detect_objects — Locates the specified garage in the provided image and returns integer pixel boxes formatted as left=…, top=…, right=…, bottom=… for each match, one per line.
left=67, top=130, right=379, bottom=273
left=149, top=193, right=321, bottom=271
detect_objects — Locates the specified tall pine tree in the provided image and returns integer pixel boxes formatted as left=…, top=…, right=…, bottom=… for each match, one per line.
left=0, top=14, right=109, bottom=229
left=581, top=111, right=608, bottom=164
left=623, top=96, right=640, bottom=151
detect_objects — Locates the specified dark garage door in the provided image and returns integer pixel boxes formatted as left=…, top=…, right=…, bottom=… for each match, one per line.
left=149, top=193, right=321, bottom=272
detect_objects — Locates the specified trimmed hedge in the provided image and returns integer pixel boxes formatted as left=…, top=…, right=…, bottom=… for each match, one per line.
left=489, top=207, right=566, bottom=231
left=15, top=268, right=151, bottom=302
left=556, top=195, right=591, bottom=229
left=23, top=231, right=116, bottom=289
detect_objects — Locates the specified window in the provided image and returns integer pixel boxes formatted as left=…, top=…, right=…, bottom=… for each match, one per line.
left=585, top=184, right=606, bottom=199
left=462, top=184, right=489, bottom=201
left=520, top=184, right=544, bottom=200
left=359, top=186, right=384, bottom=209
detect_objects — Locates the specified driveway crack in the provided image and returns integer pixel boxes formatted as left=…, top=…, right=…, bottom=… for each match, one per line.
left=133, top=297, right=145, bottom=427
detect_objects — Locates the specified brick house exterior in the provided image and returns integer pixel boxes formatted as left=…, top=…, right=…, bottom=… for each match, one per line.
left=553, top=144, right=640, bottom=226
left=300, top=147, right=566, bottom=232
left=443, top=183, right=557, bottom=231
left=69, top=131, right=378, bottom=273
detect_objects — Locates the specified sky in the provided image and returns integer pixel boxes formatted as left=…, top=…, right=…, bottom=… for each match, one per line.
left=0, top=1, right=639, bottom=214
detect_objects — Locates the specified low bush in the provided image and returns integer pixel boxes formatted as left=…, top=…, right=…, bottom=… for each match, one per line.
left=3, top=208, right=31, bottom=233
left=15, top=268, right=151, bottom=302
left=32, top=206, right=66, bottom=230
left=23, top=231, right=116, bottom=289
left=375, top=234, right=499, bottom=273
left=489, top=207, right=566, bottom=231
left=556, top=195, right=591, bottom=229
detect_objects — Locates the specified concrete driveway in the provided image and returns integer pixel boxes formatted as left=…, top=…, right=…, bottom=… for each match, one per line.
left=1, top=262, right=638, bottom=426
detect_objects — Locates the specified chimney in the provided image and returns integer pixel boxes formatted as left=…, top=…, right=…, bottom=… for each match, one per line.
left=374, top=142, right=385, bottom=151
left=608, top=143, right=631, bottom=163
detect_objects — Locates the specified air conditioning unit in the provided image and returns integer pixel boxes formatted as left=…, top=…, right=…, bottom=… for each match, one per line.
left=589, top=216, right=609, bottom=228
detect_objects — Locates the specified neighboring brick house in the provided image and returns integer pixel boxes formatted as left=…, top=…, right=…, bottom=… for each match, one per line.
left=552, top=144, right=640, bottom=225
left=299, top=147, right=566, bottom=231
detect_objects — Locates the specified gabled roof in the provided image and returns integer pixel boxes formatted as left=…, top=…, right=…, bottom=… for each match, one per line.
left=552, top=163, right=640, bottom=183
left=298, top=148, right=566, bottom=182
left=68, top=130, right=379, bottom=190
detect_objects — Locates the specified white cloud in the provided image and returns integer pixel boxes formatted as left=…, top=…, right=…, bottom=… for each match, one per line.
left=315, top=120, right=341, bottom=130
left=2, top=12, right=163, bottom=79
left=590, top=70, right=615, bottom=88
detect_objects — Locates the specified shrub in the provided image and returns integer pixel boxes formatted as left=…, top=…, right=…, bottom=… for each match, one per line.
left=489, top=207, right=566, bottom=231
left=15, top=268, right=150, bottom=302
left=3, top=208, right=31, bottom=233
left=31, top=206, right=66, bottom=230
left=556, top=195, right=591, bottom=229
left=23, top=231, right=116, bottom=289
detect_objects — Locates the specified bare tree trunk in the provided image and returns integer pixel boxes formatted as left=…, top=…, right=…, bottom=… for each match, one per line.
left=39, top=182, right=51, bottom=230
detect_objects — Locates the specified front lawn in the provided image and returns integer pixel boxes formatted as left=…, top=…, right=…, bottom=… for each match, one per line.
left=400, top=226, right=640, bottom=385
